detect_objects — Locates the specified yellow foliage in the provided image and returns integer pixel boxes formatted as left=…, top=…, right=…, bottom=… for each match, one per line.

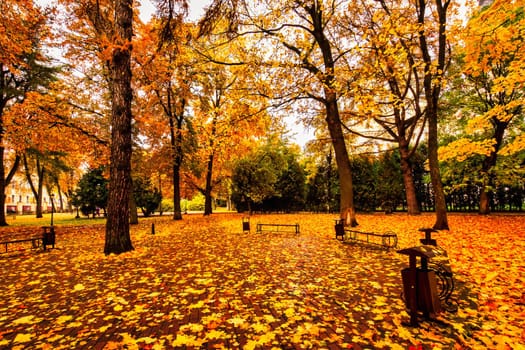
left=499, top=134, right=525, bottom=156
left=13, top=333, right=33, bottom=343
left=73, top=283, right=85, bottom=291
left=439, top=138, right=496, bottom=161
left=171, top=334, right=205, bottom=347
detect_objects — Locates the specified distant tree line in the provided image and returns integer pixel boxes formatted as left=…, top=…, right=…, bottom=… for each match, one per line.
left=231, top=145, right=524, bottom=214
left=72, top=145, right=523, bottom=216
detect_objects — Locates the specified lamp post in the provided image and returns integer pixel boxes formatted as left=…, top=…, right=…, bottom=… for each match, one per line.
left=50, top=193, right=55, bottom=227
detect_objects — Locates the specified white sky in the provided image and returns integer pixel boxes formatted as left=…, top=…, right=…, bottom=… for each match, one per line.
left=139, top=0, right=211, bottom=22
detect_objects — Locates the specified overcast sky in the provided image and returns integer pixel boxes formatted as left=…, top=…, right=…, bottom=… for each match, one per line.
left=139, top=0, right=211, bottom=22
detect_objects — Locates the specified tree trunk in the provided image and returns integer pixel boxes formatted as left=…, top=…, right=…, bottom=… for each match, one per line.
left=325, top=95, right=357, bottom=227
left=204, top=153, right=214, bottom=216
left=479, top=189, right=490, bottom=214
left=172, top=164, right=183, bottom=220
left=169, top=105, right=185, bottom=221
left=307, top=3, right=357, bottom=226
left=428, top=112, right=449, bottom=229
left=129, top=186, right=138, bottom=224
left=22, top=154, right=45, bottom=218
left=104, top=0, right=134, bottom=255
left=36, top=166, right=44, bottom=218
left=399, top=145, right=421, bottom=215
left=479, top=120, right=508, bottom=214
left=417, top=0, right=450, bottom=230
left=0, top=147, right=7, bottom=226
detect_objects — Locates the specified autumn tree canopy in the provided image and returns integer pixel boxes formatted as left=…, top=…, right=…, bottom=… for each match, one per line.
left=1, top=0, right=523, bottom=243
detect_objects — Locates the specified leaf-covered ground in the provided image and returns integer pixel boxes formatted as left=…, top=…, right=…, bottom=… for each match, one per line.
left=0, top=213, right=523, bottom=349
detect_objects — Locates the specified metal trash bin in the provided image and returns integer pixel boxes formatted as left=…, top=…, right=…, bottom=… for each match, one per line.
left=397, top=245, right=444, bottom=326
left=334, top=219, right=345, bottom=240
left=42, top=226, right=56, bottom=250
left=242, top=217, right=250, bottom=233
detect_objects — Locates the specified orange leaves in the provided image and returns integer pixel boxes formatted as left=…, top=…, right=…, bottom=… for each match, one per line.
left=0, top=214, right=524, bottom=348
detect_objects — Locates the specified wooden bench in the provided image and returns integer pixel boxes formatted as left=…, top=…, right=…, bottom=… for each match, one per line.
left=345, top=229, right=398, bottom=249
left=334, top=219, right=398, bottom=249
left=256, top=223, right=300, bottom=234
left=0, top=226, right=56, bottom=253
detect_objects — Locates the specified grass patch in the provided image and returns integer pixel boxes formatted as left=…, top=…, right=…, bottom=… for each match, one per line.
left=5, top=212, right=106, bottom=227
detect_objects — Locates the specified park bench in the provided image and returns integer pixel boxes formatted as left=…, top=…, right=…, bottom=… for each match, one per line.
left=0, top=226, right=56, bottom=253
left=256, top=223, right=300, bottom=234
left=334, top=219, right=398, bottom=249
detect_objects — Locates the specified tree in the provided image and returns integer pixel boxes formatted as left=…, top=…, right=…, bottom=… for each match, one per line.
left=0, top=1, right=52, bottom=225
left=71, top=167, right=109, bottom=217
left=440, top=0, right=525, bottom=214
left=20, top=149, right=68, bottom=218
left=263, top=144, right=306, bottom=212
left=104, top=0, right=134, bottom=253
left=375, top=150, right=407, bottom=213
left=231, top=143, right=286, bottom=214
left=417, top=0, right=454, bottom=229
left=60, top=0, right=135, bottom=253
left=185, top=22, right=270, bottom=217
left=201, top=0, right=358, bottom=226
left=133, top=176, right=162, bottom=217
left=134, top=17, right=195, bottom=221
left=306, top=151, right=339, bottom=213
left=340, top=0, right=429, bottom=215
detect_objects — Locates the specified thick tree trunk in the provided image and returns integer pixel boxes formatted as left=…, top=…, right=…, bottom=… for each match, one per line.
left=204, top=153, right=214, bottom=216
left=399, top=146, right=421, bottom=215
left=104, top=0, right=134, bottom=255
left=479, top=190, right=490, bottom=214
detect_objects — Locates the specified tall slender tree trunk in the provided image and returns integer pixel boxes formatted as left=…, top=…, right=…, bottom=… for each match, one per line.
left=23, top=154, right=45, bottom=218
left=399, top=145, right=421, bottom=215
left=0, top=147, right=7, bottom=226
left=417, top=0, right=450, bottom=230
left=307, top=3, right=357, bottom=226
left=129, top=185, right=138, bottom=224
left=170, top=112, right=184, bottom=221
left=428, top=112, right=449, bottom=229
left=204, top=153, right=214, bottom=216
left=325, top=95, right=357, bottom=226
left=172, top=163, right=183, bottom=220
left=479, top=121, right=508, bottom=214
left=36, top=166, right=44, bottom=218
left=104, top=0, right=134, bottom=255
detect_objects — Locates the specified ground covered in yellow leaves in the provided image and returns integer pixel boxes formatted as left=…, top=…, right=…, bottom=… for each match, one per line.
left=0, top=213, right=524, bottom=349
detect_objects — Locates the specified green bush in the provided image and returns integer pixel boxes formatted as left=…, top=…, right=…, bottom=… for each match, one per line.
left=187, top=193, right=205, bottom=211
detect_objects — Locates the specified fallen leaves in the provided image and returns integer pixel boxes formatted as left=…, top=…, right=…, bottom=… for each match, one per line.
left=0, top=214, right=523, bottom=349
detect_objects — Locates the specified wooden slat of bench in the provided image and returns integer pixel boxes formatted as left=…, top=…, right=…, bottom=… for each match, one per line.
left=1, top=236, right=42, bottom=253
left=256, top=223, right=300, bottom=234
left=344, top=229, right=398, bottom=249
